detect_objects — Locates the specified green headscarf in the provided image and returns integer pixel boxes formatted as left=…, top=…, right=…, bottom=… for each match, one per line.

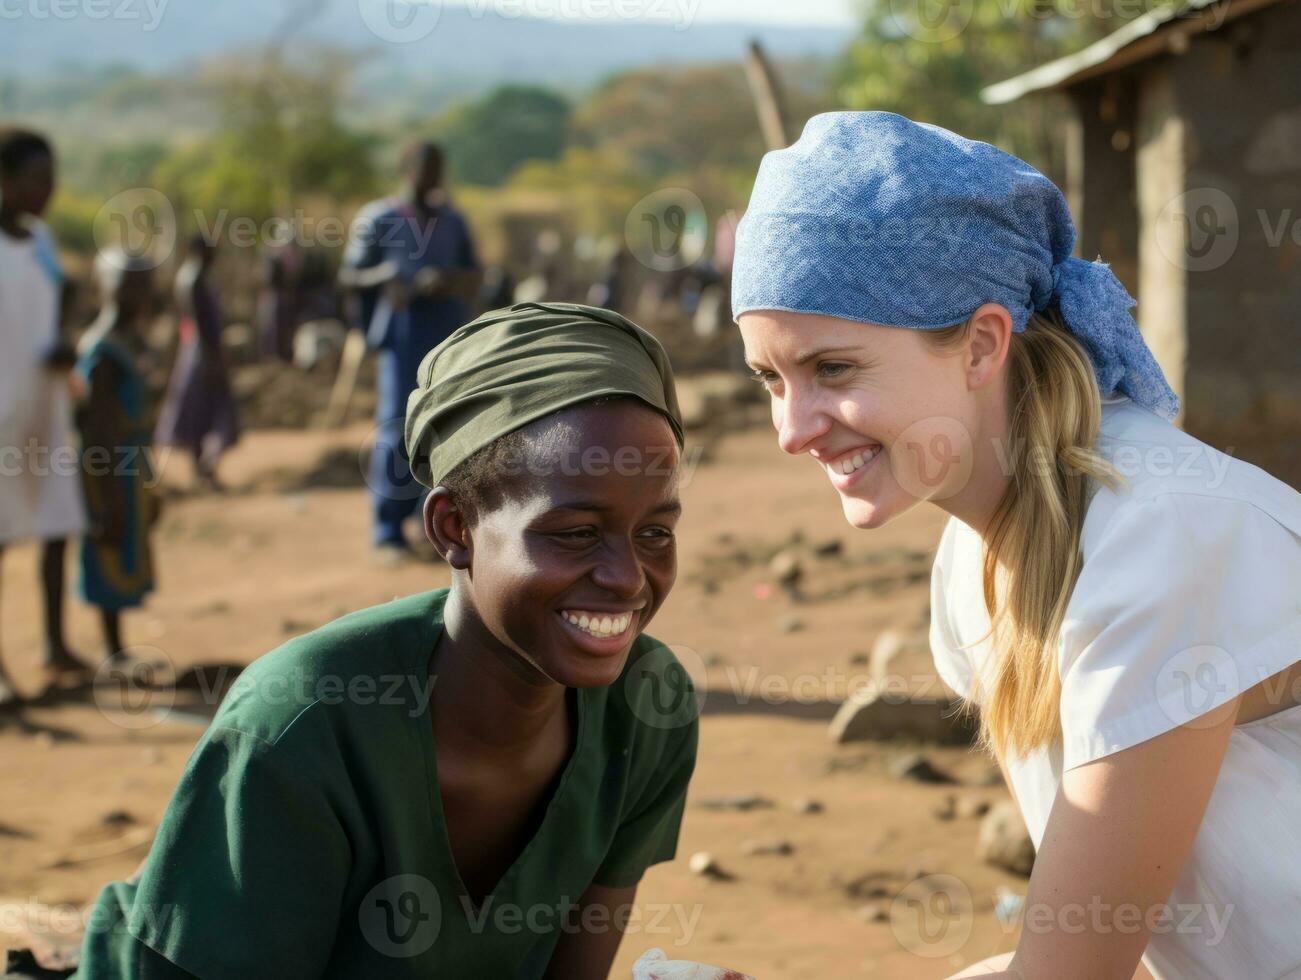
left=405, top=302, right=684, bottom=489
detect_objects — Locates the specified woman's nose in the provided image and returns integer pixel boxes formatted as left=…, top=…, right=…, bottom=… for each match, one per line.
left=591, top=539, right=647, bottom=598
left=774, top=385, right=831, bottom=455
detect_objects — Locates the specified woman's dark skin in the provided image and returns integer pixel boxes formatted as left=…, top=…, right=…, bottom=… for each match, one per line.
left=422, top=400, right=682, bottom=979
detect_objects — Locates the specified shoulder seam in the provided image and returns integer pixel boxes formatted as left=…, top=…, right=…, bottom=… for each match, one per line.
left=210, top=696, right=324, bottom=749
left=1102, top=485, right=1295, bottom=521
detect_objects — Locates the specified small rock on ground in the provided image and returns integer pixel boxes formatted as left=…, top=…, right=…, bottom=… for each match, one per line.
left=889, top=752, right=956, bottom=784
left=791, top=797, right=824, bottom=815
left=697, top=793, right=774, bottom=812
left=741, top=839, right=794, bottom=856
left=977, top=800, right=1035, bottom=876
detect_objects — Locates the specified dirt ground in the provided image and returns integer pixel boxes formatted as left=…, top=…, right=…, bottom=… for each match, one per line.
left=0, top=416, right=1027, bottom=978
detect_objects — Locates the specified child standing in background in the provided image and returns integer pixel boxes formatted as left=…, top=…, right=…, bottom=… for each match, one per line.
left=153, top=233, right=239, bottom=491
left=75, top=252, right=158, bottom=661
left=0, top=127, right=90, bottom=707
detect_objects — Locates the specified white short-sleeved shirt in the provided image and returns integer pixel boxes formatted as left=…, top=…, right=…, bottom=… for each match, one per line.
left=929, top=396, right=1301, bottom=980
left=0, top=224, right=85, bottom=545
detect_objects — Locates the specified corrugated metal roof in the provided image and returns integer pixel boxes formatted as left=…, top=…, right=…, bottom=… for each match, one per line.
left=981, top=0, right=1281, bottom=104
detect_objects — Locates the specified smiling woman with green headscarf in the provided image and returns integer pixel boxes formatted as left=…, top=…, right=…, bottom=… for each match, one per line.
left=71, top=302, right=701, bottom=980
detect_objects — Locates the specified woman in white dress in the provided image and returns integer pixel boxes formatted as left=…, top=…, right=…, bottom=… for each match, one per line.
left=0, top=128, right=89, bottom=706
left=731, top=113, right=1300, bottom=979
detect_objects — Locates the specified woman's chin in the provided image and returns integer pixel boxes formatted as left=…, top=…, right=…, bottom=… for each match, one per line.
left=839, top=490, right=910, bottom=530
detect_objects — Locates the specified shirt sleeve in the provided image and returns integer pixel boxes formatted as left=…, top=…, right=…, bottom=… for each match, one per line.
left=593, top=718, right=698, bottom=888
left=76, top=879, right=199, bottom=979
left=119, top=723, right=352, bottom=978
left=1058, top=491, right=1301, bottom=771
left=454, top=212, right=479, bottom=269
left=342, top=203, right=384, bottom=271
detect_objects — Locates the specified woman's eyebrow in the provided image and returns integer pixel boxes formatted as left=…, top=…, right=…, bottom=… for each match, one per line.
left=792, top=345, right=861, bottom=365
left=746, top=346, right=861, bottom=371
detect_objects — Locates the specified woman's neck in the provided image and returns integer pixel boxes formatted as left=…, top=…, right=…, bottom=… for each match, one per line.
left=934, top=387, right=1014, bottom=545
left=431, top=589, right=570, bottom=758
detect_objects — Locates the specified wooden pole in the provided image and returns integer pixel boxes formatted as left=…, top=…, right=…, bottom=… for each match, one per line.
left=743, top=39, right=790, bottom=151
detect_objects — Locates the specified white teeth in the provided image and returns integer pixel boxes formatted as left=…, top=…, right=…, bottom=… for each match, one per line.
left=832, top=447, right=879, bottom=478
left=562, top=611, right=632, bottom=638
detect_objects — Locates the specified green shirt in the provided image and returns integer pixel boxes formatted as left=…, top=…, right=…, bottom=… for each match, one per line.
left=76, top=588, right=699, bottom=978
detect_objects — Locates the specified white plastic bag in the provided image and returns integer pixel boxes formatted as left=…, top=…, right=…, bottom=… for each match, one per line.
left=632, top=947, right=756, bottom=979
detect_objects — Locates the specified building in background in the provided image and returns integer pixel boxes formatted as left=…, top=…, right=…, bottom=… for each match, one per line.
left=985, top=0, right=1300, bottom=485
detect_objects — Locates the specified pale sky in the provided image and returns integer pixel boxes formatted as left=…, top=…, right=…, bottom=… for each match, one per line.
left=442, top=0, right=858, bottom=27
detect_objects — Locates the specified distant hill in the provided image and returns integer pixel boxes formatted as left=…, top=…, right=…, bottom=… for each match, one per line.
left=0, top=0, right=852, bottom=83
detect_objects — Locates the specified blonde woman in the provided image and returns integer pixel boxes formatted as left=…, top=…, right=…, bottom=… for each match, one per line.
left=731, top=113, right=1300, bottom=980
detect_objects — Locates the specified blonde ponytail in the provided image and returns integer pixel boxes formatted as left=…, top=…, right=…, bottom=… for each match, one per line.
left=930, top=307, right=1120, bottom=760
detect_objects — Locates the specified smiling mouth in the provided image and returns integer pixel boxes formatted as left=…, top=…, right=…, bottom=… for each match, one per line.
left=559, top=609, right=634, bottom=637
left=821, top=445, right=883, bottom=481
left=556, top=609, right=642, bottom=653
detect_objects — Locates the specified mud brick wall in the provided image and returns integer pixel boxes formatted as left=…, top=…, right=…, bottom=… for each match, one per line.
left=1066, top=3, right=1301, bottom=487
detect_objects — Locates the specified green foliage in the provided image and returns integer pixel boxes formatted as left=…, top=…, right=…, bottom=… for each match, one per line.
left=92, top=141, right=170, bottom=190
left=435, top=85, right=572, bottom=187
left=573, top=62, right=833, bottom=181
left=834, top=0, right=1170, bottom=175
left=506, top=146, right=646, bottom=236
left=29, top=9, right=1162, bottom=269
left=150, top=54, right=379, bottom=229
left=46, top=185, right=103, bottom=255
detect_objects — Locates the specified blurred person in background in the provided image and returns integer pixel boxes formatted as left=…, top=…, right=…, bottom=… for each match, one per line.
left=153, top=232, right=240, bottom=492
left=74, top=251, right=159, bottom=665
left=0, top=127, right=91, bottom=706
left=339, top=140, right=481, bottom=564
left=256, top=236, right=304, bottom=362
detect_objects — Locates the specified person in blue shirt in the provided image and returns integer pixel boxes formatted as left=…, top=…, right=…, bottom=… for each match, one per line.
left=339, top=141, right=481, bottom=563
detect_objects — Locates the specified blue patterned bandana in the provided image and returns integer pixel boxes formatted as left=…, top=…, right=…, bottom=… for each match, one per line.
left=731, top=111, right=1179, bottom=421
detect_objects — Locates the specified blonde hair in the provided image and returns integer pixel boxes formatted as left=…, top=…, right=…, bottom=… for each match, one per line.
left=927, top=307, right=1120, bottom=760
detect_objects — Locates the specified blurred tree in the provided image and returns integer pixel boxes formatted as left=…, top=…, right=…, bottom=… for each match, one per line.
left=834, top=0, right=1177, bottom=179
left=93, top=141, right=169, bottom=189
left=507, top=146, right=646, bottom=235
left=153, top=51, right=378, bottom=225
left=435, top=85, right=571, bottom=186
left=573, top=61, right=834, bottom=181
left=46, top=185, right=102, bottom=255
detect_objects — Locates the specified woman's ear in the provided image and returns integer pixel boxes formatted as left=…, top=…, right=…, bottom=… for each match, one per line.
left=965, top=303, right=1013, bottom=391
left=424, top=488, right=472, bottom=570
